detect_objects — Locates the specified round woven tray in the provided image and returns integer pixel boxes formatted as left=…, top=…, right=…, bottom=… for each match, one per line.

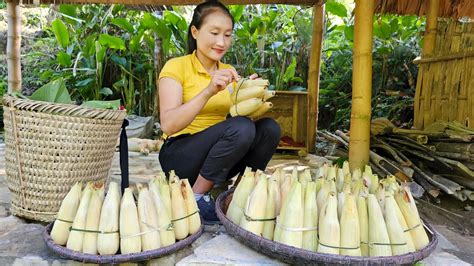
left=3, top=95, right=126, bottom=222
left=216, top=189, right=438, bottom=265
left=43, top=220, right=204, bottom=264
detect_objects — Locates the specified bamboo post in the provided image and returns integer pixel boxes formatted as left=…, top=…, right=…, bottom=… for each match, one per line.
left=422, top=0, right=440, bottom=57
left=348, top=0, right=374, bottom=171
left=7, top=0, right=22, bottom=93
left=306, top=3, right=324, bottom=153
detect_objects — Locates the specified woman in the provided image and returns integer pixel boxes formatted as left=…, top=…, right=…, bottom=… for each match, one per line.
left=158, top=0, right=281, bottom=224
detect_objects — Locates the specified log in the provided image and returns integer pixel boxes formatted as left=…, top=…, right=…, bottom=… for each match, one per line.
left=430, top=142, right=474, bottom=161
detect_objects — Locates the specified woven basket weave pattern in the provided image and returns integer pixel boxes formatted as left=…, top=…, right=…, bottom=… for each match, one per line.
left=3, top=95, right=126, bottom=222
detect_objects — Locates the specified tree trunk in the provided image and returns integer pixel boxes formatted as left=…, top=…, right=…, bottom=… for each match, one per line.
left=7, top=0, right=22, bottom=93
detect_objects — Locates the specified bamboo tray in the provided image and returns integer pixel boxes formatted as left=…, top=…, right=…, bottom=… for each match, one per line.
left=216, top=189, right=438, bottom=265
left=43, top=220, right=204, bottom=264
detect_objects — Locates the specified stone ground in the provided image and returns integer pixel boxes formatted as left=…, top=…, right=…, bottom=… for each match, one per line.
left=0, top=144, right=473, bottom=265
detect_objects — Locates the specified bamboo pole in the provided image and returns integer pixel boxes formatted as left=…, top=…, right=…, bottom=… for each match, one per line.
left=422, top=0, right=439, bottom=57
left=7, top=0, right=22, bottom=93
left=306, top=3, right=324, bottom=153
left=348, top=0, right=374, bottom=171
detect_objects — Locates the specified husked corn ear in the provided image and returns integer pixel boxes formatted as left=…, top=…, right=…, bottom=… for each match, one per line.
left=340, top=193, right=361, bottom=256
left=120, top=188, right=142, bottom=254
left=263, top=90, right=276, bottom=101
left=240, top=175, right=268, bottom=236
left=302, top=182, right=318, bottom=252
left=169, top=171, right=189, bottom=240
left=367, top=194, right=392, bottom=257
left=240, top=79, right=270, bottom=89
left=262, top=177, right=279, bottom=240
left=66, top=183, right=93, bottom=252
left=51, top=182, right=82, bottom=245
left=181, top=179, right=201, bottom=235
left=357, top=188, right=369, bottom=256
left=149, top=182, right=176, bottom=247
left=318, top=192, right=340, bottom=255
left=384, top=195, right=414, bottom=255
left=248, top=102, right=273, bottom=119
left=227, top=167, right=255, bottom=224
left=229, top=98, right=264, bottom=117
left=395, top=184, right=429, bottom=250
left=278, top=182, right=304, bottom=248
left=230, top=86, right=265, bottom=104
left=82, top=184, right=105, bottom=255
left=97, top=182, right=121, bottom=255
left=137, top=184, right=161, bottom=251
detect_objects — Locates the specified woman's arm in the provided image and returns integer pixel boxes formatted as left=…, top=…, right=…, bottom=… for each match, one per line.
left=159, top=69, right=240, bottom=136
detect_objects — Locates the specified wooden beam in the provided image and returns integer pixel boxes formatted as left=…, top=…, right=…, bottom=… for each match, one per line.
left=348, top=0, right=374, bottom=171
left=422, top=0, right=440, bottom=57
left=306, top=3, right=324, bottom=153
left=7, top=0, right=22, bottom=93
left=21, top=0, right=321, bottom=5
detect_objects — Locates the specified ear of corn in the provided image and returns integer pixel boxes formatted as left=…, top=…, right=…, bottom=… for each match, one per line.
left=340, top=193, right=361, bottom=256
left=336, top=168, right=345, bottom=193
left=384, top=195, right=414, bottom=255
left=82, top=184, right=105, bottom=255
left=342, top=161, right=351, bottom=177
left=392, top=192, right=416, bottom=252
left=357, top=188, right=369, bottom=256
left=137, top=184, right=161, bottom=251
left=394, top=184, right=429, bottom=250
left=240, top=175, right=268, bottom=236
left=302, top=182, right=318, bottom=252
left=230, top=86, right=265, bottom=104
left=326, top=166, right=337, bottom=181
left=120, top=187, right=142, bottom=254
left=262, top=177, right=278, bottom=240
left=278, top=181, right=304, bottom=248
left=240, top=79, right=270, bottom=89
left=169, top=172, right=189, bottom=240
left=229, top=98, right=264, bottom=117
left=317, top=192, right=340, bottom=255
left=263, top=90, right=276, bottom=101
left=181, top=179, right=201, bottom=235
left=66, top=182, right=93, bottom=252
left=248, top=102, right=273, bottom=119
left=97, top=182, right=121, bottom=255
left=367, top=194, right=392, bottom=257
left=157, top=172, right=173, bottom=219
left=227, top=167, right=255, bottom=224
left=317, top=179, right=335, bottom=217
left=271, top=170, right=282, bottom=216
left=149, top=182, right=176, bottom=247
left=51, top=182, right=82, bottom=245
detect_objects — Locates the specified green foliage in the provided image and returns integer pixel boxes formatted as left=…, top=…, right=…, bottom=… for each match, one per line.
left=29, top=78, right=72, bottom=104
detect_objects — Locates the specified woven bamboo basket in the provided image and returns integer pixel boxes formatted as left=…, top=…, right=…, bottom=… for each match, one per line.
left=2, top=95, right=126, bottom=222
left=216, top=189, right=438, bottom=265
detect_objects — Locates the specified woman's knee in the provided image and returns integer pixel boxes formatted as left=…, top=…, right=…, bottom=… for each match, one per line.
left=256, top=118, right=281, bottom=140
left=225, top=116, right=256, bottom=145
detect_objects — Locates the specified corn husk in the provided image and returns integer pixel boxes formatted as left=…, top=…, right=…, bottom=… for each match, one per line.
left=262, top=177, right=278, bottom=240
left=82, top=184, right=105, bottom=254
left=326, top=166, right=337, bottom=181
left=394, top=184, right=429, bottom=250
left=97, top=182, right=121, bottom=255
left=169, top=171, right=189, bottom=240
left=367, top=194, right=392, bottom=257
left=357, top=188, right=369, bottom=256
left=336, top=168, right=345, bottom=193
left=278, top=181, right=304, bottom=248
left=342, top=161, right=351, bottom=177
left=137, top=184, right=161, bottom=251
left=227, top=167, right=255, bottom=224
left=302, top=182, right=318, bottom=251
left=317, top=192, right=340, bottom=255
left=340, top=193, right=361, bottom=256
left=66, top=183, right=93, bottom=252
left=120, top=187, right=142, bottom=254
left=149, top=182, right=176, bottom=247
left=384, top=195, right=415, bottom=255
left=51, top=182, right=82, bottom=245
left=157, top=172, right=172, bottom=219
left=317, top=179, right=335, bottom=217
left=240, top=175, right=268, bottom=236
left=392, top=192, right=416, bottom=252
left=181, top=179, right=201, bottom=235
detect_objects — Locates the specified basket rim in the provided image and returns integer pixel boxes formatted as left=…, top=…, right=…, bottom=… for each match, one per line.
left=216, top=189, right=438, bottom=265
left=2, top=94, right=126, bottom=121
left=43, top=220, right=204, bottom=264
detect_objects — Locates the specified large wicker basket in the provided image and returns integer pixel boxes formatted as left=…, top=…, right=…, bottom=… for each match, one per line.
left=2, top=95, right=126, bottom=222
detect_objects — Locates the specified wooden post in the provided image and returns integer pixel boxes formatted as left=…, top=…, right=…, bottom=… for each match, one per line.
left=306, top=3, right=324, bottom=153
left=348, top=0, right=374, bottom=171
left=422, top=0, right=440, bottom=57
left=7, top=0, right=22, bottom=93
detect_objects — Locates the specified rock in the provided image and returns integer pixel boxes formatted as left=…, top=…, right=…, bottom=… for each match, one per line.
left=12, top=256, right=49, bottom=266
left=126, top=115, right=155, bottom=139
left=0, top=205, right=8, bottom=217
left=421, top=251, right=470, bottom=265
left=0, top=215, right=26, bottom=234
left=0, top=186, right=11, bottom=205
left=176, top=234, right=286, bottom=265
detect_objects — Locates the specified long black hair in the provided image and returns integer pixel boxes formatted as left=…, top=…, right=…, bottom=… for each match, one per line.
left=187, top=1, right=234, bottom=54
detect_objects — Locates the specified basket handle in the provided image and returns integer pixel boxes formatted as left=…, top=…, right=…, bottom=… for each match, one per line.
left=119, top=119, right=129, bottom=195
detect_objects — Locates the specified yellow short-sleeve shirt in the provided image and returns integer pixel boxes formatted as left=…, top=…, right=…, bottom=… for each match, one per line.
left=159, top=51, right=234, bottom=137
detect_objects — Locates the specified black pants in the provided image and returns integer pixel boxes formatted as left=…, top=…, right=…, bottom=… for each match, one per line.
left=159, top=116, right=281, bottom=185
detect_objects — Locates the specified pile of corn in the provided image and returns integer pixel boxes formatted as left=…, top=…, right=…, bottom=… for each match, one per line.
left=229, top=79, right=275, bottom=118
left=50, top=171, right=201, bottom=255
left=227, top=163, right=430, bottom=257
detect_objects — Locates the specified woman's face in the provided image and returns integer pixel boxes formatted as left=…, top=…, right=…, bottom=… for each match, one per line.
left=192, top=11, right=233, bottom=62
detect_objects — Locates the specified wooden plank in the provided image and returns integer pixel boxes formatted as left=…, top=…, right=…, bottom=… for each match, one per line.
left=292, top=92, right=299, bottom=143
left=414, top=64, right=424, bottom=129
left=21, top=0, right=321, bottom=5
left=306, top=3, right=324, bottom=153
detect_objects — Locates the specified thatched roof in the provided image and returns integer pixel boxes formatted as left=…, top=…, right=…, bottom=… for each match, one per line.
left=376, top=0, right=474, bottom=19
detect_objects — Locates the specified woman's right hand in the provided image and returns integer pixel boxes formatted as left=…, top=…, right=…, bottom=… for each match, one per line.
left=206, top=69, right=240, bottom=95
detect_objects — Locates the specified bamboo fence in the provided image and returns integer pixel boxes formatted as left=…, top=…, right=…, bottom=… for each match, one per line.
left=414, top=20, right=474, bottom=130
